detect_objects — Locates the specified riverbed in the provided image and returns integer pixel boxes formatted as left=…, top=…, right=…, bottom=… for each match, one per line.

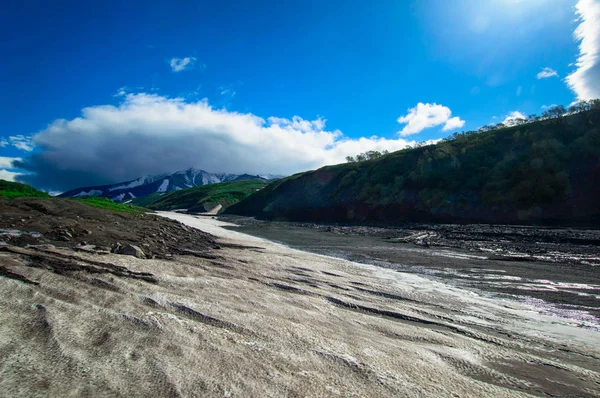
left=219, top=216, right=600, bottom=330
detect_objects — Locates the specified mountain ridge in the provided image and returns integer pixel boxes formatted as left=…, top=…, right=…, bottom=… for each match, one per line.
left=60, top=168, right=283, bottom=202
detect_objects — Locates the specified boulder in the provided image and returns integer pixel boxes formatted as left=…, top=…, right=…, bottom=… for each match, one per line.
left=116, top=244, right=146, bottom=259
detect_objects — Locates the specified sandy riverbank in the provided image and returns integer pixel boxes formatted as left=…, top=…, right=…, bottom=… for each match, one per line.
left=1, top=212, right=599, bottom=396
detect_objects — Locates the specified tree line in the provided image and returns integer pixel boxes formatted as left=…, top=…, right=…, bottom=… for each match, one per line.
left=345, top=150, right=389, bottom=163
left=346, top=99, right=600, bottom=162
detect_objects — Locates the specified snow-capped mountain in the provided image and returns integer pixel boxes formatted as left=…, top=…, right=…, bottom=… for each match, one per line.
left=60, top=168, right=283, bottom=202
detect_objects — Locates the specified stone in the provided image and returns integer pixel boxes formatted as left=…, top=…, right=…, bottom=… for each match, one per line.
left=58, top=230, right=72, bottom=241
left=116, top=244, right=146, bottom=259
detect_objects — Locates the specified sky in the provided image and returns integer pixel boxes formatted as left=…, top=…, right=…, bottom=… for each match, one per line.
left=1, top=0, right=599, bottom=192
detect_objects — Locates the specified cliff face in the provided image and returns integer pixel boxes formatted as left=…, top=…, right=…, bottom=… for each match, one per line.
left=228, top=109, right=600, bottom=226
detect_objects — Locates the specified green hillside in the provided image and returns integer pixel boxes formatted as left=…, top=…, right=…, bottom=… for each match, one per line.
left=73, top=197, right=147, bottom=214
left=0, top=180, right=51, bottom=200
left=137, top=180, right=268, bottom=213
left=0, top=179, right=146, bottom=214
left=127, top=192, right=165, bottom=207
left=228, top=104, right=600, bottom=226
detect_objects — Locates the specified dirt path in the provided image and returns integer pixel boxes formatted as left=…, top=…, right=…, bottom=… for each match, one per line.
left=201, top=203, right=222, bottom=215
left=1, top=212, right=599, bottom=397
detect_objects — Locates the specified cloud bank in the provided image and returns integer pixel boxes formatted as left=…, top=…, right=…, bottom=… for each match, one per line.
left=566, top=0, right=600, bottom=100
left=15, top=93, right=422, bottom=191
left=396, top=103, right=464, bottom=136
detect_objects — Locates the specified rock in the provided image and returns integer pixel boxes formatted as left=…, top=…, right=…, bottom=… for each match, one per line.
left=116, top=244, right=146, bottom=259
left=74, top=244, right=98, bottom=253
left=58, top=230, right=72, bottom=241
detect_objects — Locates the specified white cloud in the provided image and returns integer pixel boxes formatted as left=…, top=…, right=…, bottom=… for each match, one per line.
left=17, top=93, right=419, bottom=191
left=566, top=0, right=600, bottom=100
left=502, top=111, right=526, bottom=126
left=396, top=103, right=465, bottom=136
left=0, top=156, right=20, bottom=169
left=0, top=139, right=8, bottom=147
left=541, top=104, right=557, bottom=110
left=0, top=169, right=20, bottom=182
left=442, top=117, right=465, bottom=131
left=169, top=57, right=197, bottom=72
left=8, top=135, right=35, bottom=152
left=536, top=67, right=559, bottom=79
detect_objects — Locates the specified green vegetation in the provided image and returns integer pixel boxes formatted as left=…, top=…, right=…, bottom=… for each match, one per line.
left=137, top=180, right=268, bottom=212
left=0, top=180, right=51, bottom=200
left=345, top=150, right=389, bottom=163
left=228, top=103, right=600, bottom=225
left=73, top=197, right=147, bottom=214
left=127, top=192, right=165, bottom=208
left=0, top=180, right=146, bottom=214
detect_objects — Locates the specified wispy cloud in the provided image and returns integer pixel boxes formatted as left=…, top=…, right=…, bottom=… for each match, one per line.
left=8, top=135, right=35, bottom=152
left=169, top=57, right=198, bottom=72
left=0, top=136, right=34, bottom=152
left=15, top=93, right=421, bottom=191
left=566, top=0, right=600, bottom=99
left=114, top=86, right=144, bottom=97
left=396, top=103, right=465, bottom=136
left=536, top=67, right=558, bottom=79
left=541, top=104, right=557, bottom=110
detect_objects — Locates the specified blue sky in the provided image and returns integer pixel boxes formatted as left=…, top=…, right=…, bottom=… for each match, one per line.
left=1, top=0, right=598, bottom=191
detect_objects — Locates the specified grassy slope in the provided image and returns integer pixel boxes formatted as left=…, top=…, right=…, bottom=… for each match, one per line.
left=140, top=180, right=268, bottom=212
left=0, top=180, right=146, bottom=214
left=128, top=192, right=165, bottom=207
left=0, top=180, right=50, bottom=200
left=73, top=197, right=147, bottom=214
left=228, top=109, right=600, bottom=225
